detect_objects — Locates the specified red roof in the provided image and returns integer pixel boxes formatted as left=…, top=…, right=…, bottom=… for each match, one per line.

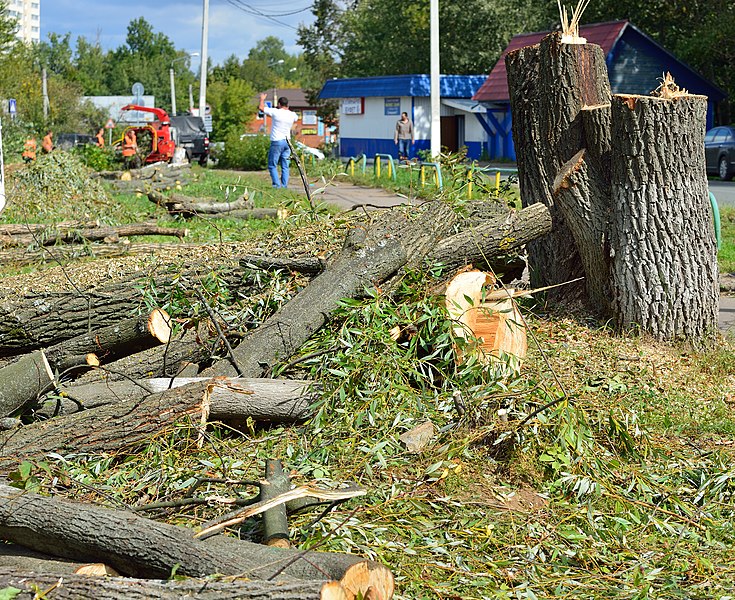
left=473, top=21, right=628, bottom=102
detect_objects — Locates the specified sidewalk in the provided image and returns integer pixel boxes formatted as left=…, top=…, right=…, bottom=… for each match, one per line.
left=286, top=179, right=410, bottom=211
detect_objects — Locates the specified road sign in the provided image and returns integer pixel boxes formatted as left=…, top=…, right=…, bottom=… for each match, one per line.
left=8, top=99, right=16, bottom=115
left=105, top=118, right=115, bottom=129
left=132, top=82, right=145, bottom=97
left=203, top=114, right=213, bottom=133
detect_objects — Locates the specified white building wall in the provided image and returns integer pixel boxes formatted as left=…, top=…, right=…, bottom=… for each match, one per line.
left=8, top=0, right=41, bottom=43
left=340, top=96, right=417, bottom=140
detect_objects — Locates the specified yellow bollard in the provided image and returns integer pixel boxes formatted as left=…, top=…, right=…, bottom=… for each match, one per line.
left=349, top=160, right=354, bottom=176
left=376, top=158, right=381, bottom=179
left=495, top=171, right=501, bottom=197
left=467, top=171, right=473, bottom=199
left=387, top=160, right=392, bottom=180
left=420, top=165, right=426, bottom=187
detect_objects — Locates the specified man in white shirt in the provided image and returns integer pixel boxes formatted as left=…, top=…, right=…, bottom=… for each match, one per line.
left=259, top=93, right=299, bottom=188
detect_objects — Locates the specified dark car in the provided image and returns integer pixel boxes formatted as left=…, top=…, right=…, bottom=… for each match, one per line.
left=55, top=133, right=96, bottom=151
left=704, top=126, right=735, bottom=181
left=170, top=115, right=209, bottom=166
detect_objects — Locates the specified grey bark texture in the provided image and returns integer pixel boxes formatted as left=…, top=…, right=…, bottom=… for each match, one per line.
left=4, top=223, right=185, bottom=247
left=40, top=309, right=169, bottom=371
left=261, top=459, right=291, bottom=547
left=0, top=350, right=54, bottom=417
left=0, top=259, right=245, bottom=354
left=203, top=202, right=459, bottom=377
left=609, top=94, right=718, bottom=342
left=0, top=569, right=328, bottom=599
left=0, top=484, right=365, bottom=581
left=35, top=377, right=316, bottom=423
left=428, top=202, right=552, bottom=271
left=71, top=324, right=214, bottom=386
left=505, top=33, right=611, bottom=294
left=0, top=380, right=210, bottom=471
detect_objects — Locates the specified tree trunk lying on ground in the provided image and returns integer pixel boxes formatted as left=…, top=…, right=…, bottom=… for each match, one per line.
left=95, top=163, right=191, bottom=181
left=0, top=483, right=370, bottom=581
left=0, top=569, right=328, bottom=599
left=0, top=309, right=170, bottom=413
left=203, top=201, right=460, bottom=378
left=0, top=350, right=55, bottom=418
left=147, top=190, right=280, bottom=220
left=0, top=220, right=101, bottom=236
left=109, top=178, right=190, bottom=195
left=41, top=308, right=171, bottom=370
left=71, top=323, right=214, bottom=385
left=0, top=380, right=211, bottom=470
left=261, top=459, right=291, bottom=548
left=1, top=223, right=187, bottom=247
left=0, top=259, right=247, bottom=354
left=33, top=377, right=317, bottom=422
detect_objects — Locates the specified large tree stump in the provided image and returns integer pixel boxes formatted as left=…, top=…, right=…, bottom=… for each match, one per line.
left=609, top=94, right=718, bottom=341
left=506, top=32, right=611, bottom=294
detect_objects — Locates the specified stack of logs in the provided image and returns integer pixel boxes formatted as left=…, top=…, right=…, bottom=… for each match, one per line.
left=0, top=198, right=555, bottom=597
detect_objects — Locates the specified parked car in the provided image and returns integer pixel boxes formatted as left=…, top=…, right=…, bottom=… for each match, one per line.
left=55, top=133, right=96, bottom=151
left=170, top=115, right=209, bottom=166
left=704, top=126, right=735, bottom=181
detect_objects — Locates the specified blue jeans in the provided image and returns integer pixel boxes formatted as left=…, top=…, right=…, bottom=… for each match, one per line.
left=268, top=139, right=291, bottom=188
left=397, top=138, right=411, bottom=159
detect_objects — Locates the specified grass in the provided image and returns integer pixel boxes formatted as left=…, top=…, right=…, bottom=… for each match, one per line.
left=4, top=153, right=735, bottom=598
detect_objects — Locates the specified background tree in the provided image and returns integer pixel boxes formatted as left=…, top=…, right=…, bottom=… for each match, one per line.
left=206, top=78, right=257, bottom=141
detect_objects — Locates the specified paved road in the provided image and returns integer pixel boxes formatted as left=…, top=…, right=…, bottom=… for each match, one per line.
left=709, top=180, right=735, bottom=207
left=719, top=295, right=735, bottom=338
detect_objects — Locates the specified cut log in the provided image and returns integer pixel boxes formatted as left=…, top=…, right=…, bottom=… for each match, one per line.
left=0, top=259, right=247, bottom=354
left=0, top=350, right=55, bottom=417
left=0, top=569, right=331, bottom=599
left=147, top=190, right=255, bottom=215
left=240, top=254, right=326, bottom=274
left=206, top=208, right=280, bottom=220
left=428, top=202, right=552, bottom=271
left=32, top=377, right=316, bottom=423
left=2, top=223, right=186, bottom=247
left=0, top=380, right=212, bottom=471
left=0, top=483, right=369, bottom=581
left=505, top=32, right=611, bottom=294
left=444, top=271, right=527, bottom=375
left=0, top=220, right=100, bottom=236
left=40, top=308, right=171, bottom=371
left=609, top=93, right=718, bottom=342
left=261, top=459, right=291, bottom=548
left=203, top=202, right=459, bottom=377
left=72, top=324, right=212, bottom=385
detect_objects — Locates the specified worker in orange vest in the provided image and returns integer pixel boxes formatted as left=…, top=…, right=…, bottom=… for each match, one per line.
left=122, top=129, right=138, bottom=168
left=41, top=130, right=53, bottom=153
left=95, top=128, right=105, bottom=148
left=22, top=137, right=37, bottom=163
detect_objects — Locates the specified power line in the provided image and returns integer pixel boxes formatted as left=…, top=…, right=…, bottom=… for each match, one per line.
left=219, top=0, right=311, bottom=29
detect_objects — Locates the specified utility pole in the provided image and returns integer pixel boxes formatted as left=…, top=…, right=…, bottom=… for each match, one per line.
left=198, top=0, right=209, bottom=120
left=0, top=117, right=5, bottom=215
left=169, top=67, right=177, bottom=116
left=42, top=68, right=49, bottom=121
left=430, top=0, right=441, bottom=158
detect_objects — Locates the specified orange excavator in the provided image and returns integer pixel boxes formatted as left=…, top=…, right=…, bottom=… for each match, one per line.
left=118, top=104, right=176, bottom=164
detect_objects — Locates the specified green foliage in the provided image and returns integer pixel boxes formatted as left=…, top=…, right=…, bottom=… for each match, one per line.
left=219, top=132, right=270, bottom=170
left=207, top=78, right=257, bottom=142
left=70, top=143, right=117, bottom=172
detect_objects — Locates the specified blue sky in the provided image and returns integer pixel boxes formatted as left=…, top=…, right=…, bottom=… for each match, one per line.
left=41, top=0, right=314, bottom=69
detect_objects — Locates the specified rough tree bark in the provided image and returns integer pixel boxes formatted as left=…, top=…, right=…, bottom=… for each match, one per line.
left=506, top=33, right=611, bottom=293
left=71, top=323, right=214, bottom=385
left=3, top=223, right=186, bottom=247
left=0, top=350, right=54, bottom=417
left=428, top=202, right=552, bottom=271
left=0, top=484, right=367, bottom=581
left=34, top=377, right=316, bottom=423
left=0, top=569, right=330, bottom=599
left=609, top=94, right=718, bottom=342
left=0, top=259, right=247, bottom=354
left=0, top=381, right=211, bottom=471
left=261, top=459, right=291, bottom=548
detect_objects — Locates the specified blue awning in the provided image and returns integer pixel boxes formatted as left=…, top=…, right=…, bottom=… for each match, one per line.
left=319, top=74, right=488, bottom=100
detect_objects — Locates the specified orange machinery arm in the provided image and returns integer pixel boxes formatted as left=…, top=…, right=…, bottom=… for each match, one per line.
left=120, top=104, right=171, bottom=123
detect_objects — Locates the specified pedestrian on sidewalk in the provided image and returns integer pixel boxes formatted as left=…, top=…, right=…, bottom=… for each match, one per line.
left=259, top=93, right=298, bottom=188
left=394, top=112, right=414, bottom=161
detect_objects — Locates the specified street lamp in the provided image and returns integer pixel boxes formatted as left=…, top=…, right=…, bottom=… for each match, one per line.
left=170, top=52, right=199, bottom=116
left=264, top=59, right=286, bottom=133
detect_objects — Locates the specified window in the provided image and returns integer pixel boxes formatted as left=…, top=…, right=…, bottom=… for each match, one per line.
left=704, top=130, right=718, bottom=142
left=31, top=26, right=38, bottom=32
left=31, top=14, right=39, bottom=20
left=715, top=130, right=730, bottom=142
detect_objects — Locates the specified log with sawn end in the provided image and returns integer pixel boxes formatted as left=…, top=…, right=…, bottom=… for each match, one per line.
left=1, top=223, right=187, bottom=248
left=32, top=377, right=316, bottom=423
left=0, top=482, right=373, bottom=581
